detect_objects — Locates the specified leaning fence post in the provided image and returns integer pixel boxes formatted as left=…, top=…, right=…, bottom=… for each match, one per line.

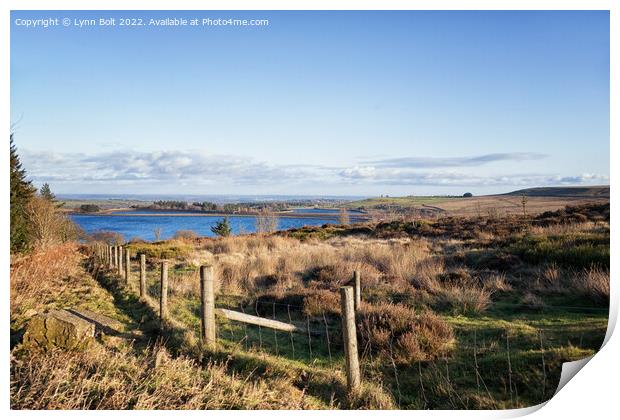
left=200, top=265, right=216, bottom=350
left=340, top=286, right=361, bottom=392
left=124, top=248, right=131, bottom=283
left=139, top=254, right=147, bottom=298
left=160, top=261, right=169, bottom=325
left=118, top=246, right=124, bottom=276
left=353, top=270, right=361, bottom=311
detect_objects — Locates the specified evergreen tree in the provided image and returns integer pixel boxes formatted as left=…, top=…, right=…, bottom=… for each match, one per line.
left=211, top=217, right=232, bottom=237
left=39, top=183, right=55, bottom=201
left=10, top=134, right=36, bottom=252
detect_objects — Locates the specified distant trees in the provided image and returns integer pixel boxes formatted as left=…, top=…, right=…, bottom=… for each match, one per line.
left=80, top=204, right=101, bottom=213
left=211, top=217, right=232, bottom=237
left=152, top=200, right=190, bottom=210
left=194, top=201, right=218, bottom=211
left=463, top=192, right=473, bottom=198
left=10, top=134, right=36, bottom=253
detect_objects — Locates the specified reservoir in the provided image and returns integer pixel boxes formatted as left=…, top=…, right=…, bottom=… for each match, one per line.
left=70, top=210, right=365, bottom=241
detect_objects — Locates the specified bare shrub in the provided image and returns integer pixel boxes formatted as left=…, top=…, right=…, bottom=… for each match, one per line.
left=339, top=208, right=350, bottom=225
left=26, top=197, right=80, bottom=247
left=255, top=211, right=279, bottom=235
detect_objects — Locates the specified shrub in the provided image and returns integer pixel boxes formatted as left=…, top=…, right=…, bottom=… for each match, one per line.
left=357, top=303, right=454, bottom=364
left=255, top=212, right=279, bottom=235
left=303, top=289, right=341, bottom=317
left=174, top=230, right=199, bottom=240
left=91, top=230, right=125, bottom=245
left=26, top=197, right=80, bottom=247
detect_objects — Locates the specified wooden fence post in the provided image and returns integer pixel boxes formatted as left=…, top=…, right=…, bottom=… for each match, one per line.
left=353, top=270, right=361, bottom=311
left=112, top=246, right=117, bottom=268
left=108, top=246, right=113, bottom=270
left=118, top=246, right=124, bottom=276
left=340, top=286, right=361, bottom=392
left=124, top=248, right=131, bottom=283
left=200, top=265, right=216, bottom=349
left=160, top=261, right=169, bottom=324
left=139, top=254, right=147, bottom=298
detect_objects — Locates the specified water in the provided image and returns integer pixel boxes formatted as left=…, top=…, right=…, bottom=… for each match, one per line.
left=70, top=213, right=343, bottom=241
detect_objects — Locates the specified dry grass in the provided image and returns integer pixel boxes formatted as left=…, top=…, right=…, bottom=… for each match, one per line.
left=436, top=284, right=492, bottom=315
left=11, top=343, right=316, bottom=409
left=194, top=236, right=434, bottom=296
left=10, top=243, right=83, bottom=316
left=572, top=267, right=610, bottom=304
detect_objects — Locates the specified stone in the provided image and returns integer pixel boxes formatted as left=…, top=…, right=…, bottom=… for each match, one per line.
left=23, top=309, right=95, bottom=350
left=67, top=308, right=124, bottom=335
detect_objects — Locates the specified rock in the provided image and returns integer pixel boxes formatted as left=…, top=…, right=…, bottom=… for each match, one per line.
left=23, top=309, right=38, bottom=319
left=23, top=309, right=95, bottom=350
left=67, top=308, right=124, bottom=335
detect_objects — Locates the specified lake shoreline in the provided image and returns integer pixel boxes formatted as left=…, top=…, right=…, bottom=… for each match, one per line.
left=69, top=208, right=370, bottom=220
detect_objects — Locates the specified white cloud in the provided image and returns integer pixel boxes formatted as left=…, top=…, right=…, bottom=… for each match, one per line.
left=19, top=148, right=608, bottom=191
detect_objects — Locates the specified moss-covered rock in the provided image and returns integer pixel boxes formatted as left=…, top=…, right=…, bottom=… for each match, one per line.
left=23, top=309, right=95, bottom=350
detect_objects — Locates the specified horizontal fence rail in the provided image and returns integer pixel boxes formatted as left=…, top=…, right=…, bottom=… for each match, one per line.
left=87, top=242, right=363, bottom=393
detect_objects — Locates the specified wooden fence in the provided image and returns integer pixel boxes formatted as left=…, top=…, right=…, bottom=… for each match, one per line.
left=89, top=242, right=362, bottom=393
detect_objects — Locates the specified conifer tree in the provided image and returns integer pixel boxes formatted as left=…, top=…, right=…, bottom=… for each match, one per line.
left=211, top=217, right=232, bottom=237
left=39, top=183, right=55, bottom=201
left=10, top=134, right=36, bottom=252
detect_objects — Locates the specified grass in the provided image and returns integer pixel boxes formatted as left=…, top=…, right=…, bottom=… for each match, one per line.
left=10, top=202, right=610, bottom=409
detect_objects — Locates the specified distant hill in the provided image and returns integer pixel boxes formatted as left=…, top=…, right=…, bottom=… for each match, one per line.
left=504, top=186, right=609, bottom=199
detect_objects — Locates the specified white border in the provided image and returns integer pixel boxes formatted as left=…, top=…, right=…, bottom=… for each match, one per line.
left=2, top=2, right=616, bottom=420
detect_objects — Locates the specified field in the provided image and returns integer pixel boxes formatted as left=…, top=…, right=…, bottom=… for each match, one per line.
left=347, top=186, right=610, bottom=218
left=10, top=199, right=609, bottom=409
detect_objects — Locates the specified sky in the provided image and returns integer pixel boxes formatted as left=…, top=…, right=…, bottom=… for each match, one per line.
left=10, top=10, right=610, bottom=197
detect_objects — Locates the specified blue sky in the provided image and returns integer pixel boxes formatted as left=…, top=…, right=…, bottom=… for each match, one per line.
left=10, top=10, right=609, bottom=196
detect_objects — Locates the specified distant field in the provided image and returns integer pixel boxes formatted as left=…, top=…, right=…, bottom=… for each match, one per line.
left=60, top=198, right=152, bottom=212
left=346, top=196, right=454, bottom=209
left=347, top=186, right=610, bottom=217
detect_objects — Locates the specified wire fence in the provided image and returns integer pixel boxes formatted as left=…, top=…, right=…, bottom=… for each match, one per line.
left=87, top=242, right=607, bottom=409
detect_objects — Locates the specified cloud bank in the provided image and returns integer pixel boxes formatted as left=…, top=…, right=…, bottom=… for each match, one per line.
left=20, top=149, right=608, bottom=192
